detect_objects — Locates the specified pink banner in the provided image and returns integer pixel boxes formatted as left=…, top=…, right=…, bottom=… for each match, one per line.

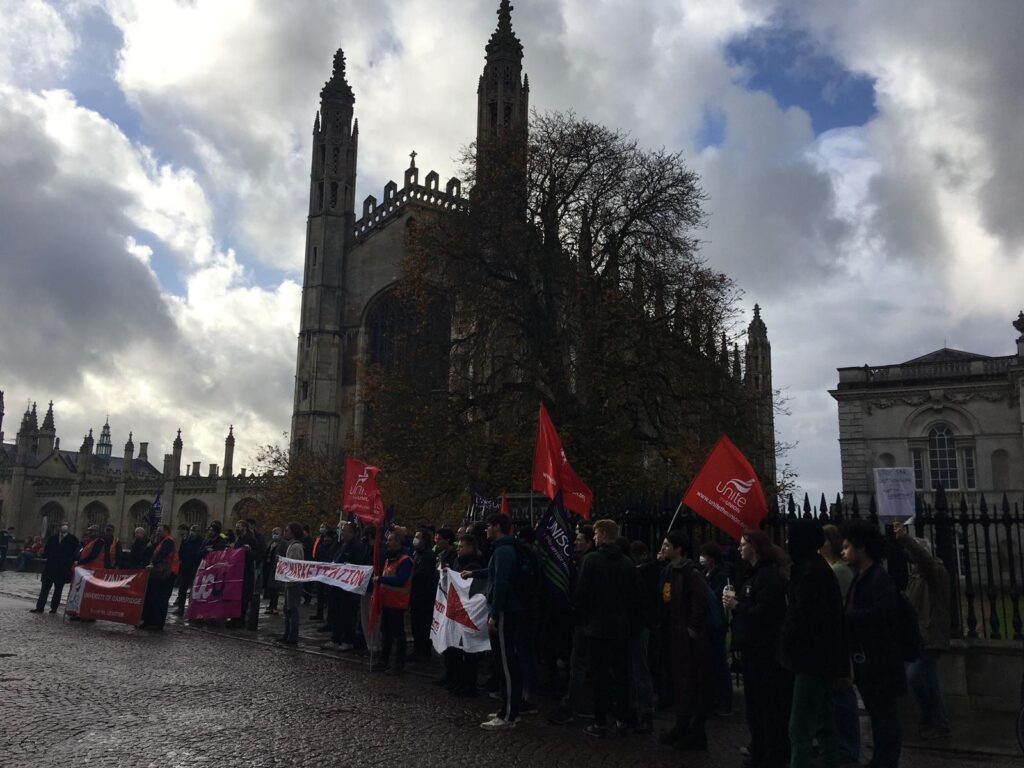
left=186, top=548, right=245, bottom=621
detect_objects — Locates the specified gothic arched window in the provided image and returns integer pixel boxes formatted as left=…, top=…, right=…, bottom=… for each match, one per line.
left=928, top=424, right=959, bottom=490
left=366, top=291, right=450, bottom=389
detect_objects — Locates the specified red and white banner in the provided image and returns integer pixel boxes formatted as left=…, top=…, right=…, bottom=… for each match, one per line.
left=431, top=570, right=491, bottom=653
left=682, top=435, right=768, bottom=540
left=274, top=556, right=373, bottom=595
left=343, top=457, right=384, bottom=524
left=66, top=567, right=149, bottom=625
left=187, top=548, right=245, bottom=621
left=531, top=402, right=594, bottom=519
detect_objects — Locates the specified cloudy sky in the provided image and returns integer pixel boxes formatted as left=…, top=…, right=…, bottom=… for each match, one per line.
left=1, top=0, right=1021, bottom=497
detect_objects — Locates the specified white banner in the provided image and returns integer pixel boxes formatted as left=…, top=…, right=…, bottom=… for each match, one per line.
left=275, top=557, right=373, bottom=595
left=431, top=570, right=491, bottom=654
left=874, top=467, right=917, bottom=521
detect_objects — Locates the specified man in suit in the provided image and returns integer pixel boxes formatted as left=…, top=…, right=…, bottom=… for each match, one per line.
left=30, top=522, right=80, bottom=613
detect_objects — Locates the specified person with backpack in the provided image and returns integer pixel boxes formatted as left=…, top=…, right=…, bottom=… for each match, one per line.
left=723, top=528, right=790, bottom=768
left=572, top=519, right=640, bottom=738
left=842, top=520, right=907, bottom=768
left=461, top=513, right=522, bottom=730
left=658, top=531, right=714, bottom=751
left=894, top=521, right=952, bottom=739
left=782, top=519, right=847, bottom=768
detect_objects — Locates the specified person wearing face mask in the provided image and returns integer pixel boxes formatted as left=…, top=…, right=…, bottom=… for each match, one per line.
left=263, top=527, right=285, bottom=615
left=127, top=527, right=153, bottom=569
left=310, top=523, right=330, bottom=619
left=31, top=522, right=79, bottom=614
left=174, top=525, right=203, bottom=616
left=409, top=526, right=438, bottom=665
left=228, top=519, right=258, bottom=628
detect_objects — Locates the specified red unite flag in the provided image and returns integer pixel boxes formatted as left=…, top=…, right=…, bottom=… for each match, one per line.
left=343, top=457, right=383, bottom=524
left=531, top=403, right=594, bottom=519
left=682, top=435, right=769, bottom=540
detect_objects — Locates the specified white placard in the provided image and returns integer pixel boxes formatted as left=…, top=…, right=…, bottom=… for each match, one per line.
left=874, top=467, right=916, bottom=521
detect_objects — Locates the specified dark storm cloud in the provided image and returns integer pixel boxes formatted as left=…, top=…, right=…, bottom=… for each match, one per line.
left=0, top=92, right=176, bottom=397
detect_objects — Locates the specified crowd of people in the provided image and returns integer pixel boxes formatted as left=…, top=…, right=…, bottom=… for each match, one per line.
left=18, top=511, right=953, bottom=767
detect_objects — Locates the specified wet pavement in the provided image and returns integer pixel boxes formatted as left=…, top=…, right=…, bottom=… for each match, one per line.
left=0, top=570, right=1018, bottom=767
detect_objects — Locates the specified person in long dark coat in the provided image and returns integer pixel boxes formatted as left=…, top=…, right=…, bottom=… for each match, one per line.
left=843, top=520, right=906, bottom=768
left=230, top=519, right=259, bottom=627
left=658, top=530, right=713, bottom=751
left=31, top=523, right=79, bottom=613
left=725, top=528, right=791, bottom=768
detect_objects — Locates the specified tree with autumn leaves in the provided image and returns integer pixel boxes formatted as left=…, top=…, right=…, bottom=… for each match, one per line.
left=357, top=111, right=767, bottom=518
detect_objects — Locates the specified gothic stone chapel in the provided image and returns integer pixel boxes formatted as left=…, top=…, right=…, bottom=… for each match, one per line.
left=290, top=1, right=530, bottom=458
left=289, top=2, right=776, bottom=483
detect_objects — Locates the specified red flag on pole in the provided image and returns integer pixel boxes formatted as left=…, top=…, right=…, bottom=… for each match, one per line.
left=500, top=492, right=509, bottom=515
left=342, top=457, right=383, bottom=524
left=531, top=403, right=594, bottom=519
left=682, top=435, right=769, bottom=540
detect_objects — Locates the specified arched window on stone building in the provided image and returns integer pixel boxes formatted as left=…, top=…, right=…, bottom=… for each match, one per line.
left=39, top=501, right=64, bottom=537
left=366, top=290, right=451, bottom=388
left=179, top=499, right=209, bottom=531
left=928, top=424, right=959, bottom=490
left=82, top=501, right=109, bottom=530
left=128, top=500, right=152, bottom=532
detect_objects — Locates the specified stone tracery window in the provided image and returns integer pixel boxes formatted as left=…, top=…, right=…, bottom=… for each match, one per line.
left=928, top=424, right=959, bottom=490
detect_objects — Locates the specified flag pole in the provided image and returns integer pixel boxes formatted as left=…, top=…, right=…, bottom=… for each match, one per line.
left=665, top=500, right=684, bottom=533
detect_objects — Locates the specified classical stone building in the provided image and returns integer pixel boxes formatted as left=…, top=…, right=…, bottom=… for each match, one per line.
left=290, top=1, right=777, bottom=484
left=0, top=396, right=262, bottom=539
left=830, top=312, right=1024, bottom=502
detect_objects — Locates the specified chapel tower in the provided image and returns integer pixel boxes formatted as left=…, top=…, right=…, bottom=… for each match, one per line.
left=476, top=1, right=530, bottom=181
left=744, top=305, right=776, bottom=487
left=291, top=49, right=359, bottom=457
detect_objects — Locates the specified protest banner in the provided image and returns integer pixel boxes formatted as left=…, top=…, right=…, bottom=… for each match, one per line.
left=186, top=548, right=245, bottom=621
left=874, top=467, right=917, bottom=522
left=431, top=569, right=490, bottom=654
left=274, top=556, right=373, bottom=595
left=65, top=567, right=149, bottom=625
left=682, top=435, right=769, bottom=540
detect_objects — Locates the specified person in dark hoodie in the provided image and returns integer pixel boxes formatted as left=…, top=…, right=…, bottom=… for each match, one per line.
left=657, top=530, right=714, bottom=751
left=842, top=520, right=906, bottom=768
left=629, top=540, right=660, bottom=734
left=462, top=513, right=521, bottom=731
left=574, top=519, right=640, bottom=738
left=724, top=528, right=790, bottom=768
left=782, top=519, right=847, bottom=768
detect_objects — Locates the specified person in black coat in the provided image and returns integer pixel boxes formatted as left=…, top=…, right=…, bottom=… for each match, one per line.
left=230, top=519, right=259, bottom=627
left=782, top=519, right=847, bottom=768
left=140, top=525, right=177, bottom=631
left=126, top=527, right=153, bottom=568
left=323, top=522, right=365, bottom=650
left=842, top=520, right=906, bottom=768
left=174, top=525, right=203, bottom=615
left=574, top=519, right=640, bottom=737
left=31, top=523, right=79, bottom=613
left=447, top=535, right=485, bottom=696
left=409, top=527, right=438, bottom=664
left=724, top=528, right=791, bottom=768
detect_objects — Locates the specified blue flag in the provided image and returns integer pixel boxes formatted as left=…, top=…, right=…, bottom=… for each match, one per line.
left=147, top=492, right=162, bottom=533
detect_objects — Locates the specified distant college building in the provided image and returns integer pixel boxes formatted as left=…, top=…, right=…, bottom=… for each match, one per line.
left=0, top=397, right=261, bottom=539
left=830, top=312, right=1024, bottom=502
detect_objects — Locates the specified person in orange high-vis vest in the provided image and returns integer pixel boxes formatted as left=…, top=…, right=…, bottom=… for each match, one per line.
left=103, top=524, right=121, bottom=568
left=77, top=526, right=105, bottom=570
left=139, top=525, right=178, bottom=631
left=371, top=531, right=412, bottom=674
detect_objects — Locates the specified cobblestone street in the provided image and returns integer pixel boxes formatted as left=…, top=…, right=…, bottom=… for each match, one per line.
left=0, top=573, right=1017, bottom=768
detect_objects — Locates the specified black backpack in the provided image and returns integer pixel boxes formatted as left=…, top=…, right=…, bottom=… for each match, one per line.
left=896, top=592, right=924, bottom=662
